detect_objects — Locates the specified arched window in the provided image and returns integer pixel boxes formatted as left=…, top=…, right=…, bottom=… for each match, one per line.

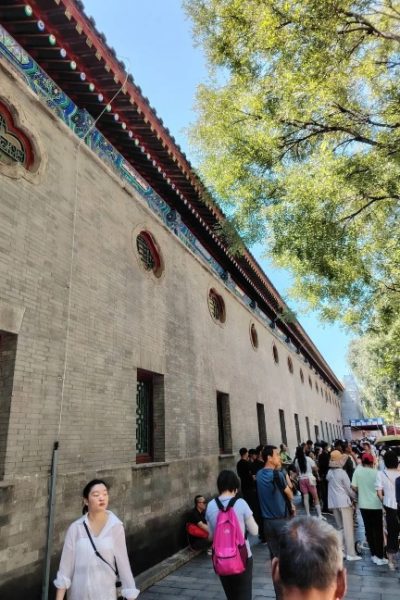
left=308, top=376, right=313, bottom=389
left=272, top=344, right=279, bottom=364
left=0, top=100, right=34, bottom=170
left=287, top=356, right=293, bottom=374
left=300, top=368, right=304, bottom=383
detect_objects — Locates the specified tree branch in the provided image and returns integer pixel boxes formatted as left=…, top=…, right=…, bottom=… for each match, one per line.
left=340, top=195, right=399, bottom=222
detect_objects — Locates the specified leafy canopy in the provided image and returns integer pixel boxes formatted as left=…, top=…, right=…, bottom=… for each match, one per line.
left=184, top=0, right=400, bottom=335
left=348, top=325, right=400, bottom=418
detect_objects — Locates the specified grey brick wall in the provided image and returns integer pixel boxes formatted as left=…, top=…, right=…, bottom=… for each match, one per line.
left=0, top=59, right=343, bottom=596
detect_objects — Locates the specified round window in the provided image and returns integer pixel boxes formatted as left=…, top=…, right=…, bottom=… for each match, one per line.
left=273, top=344, right=279, bottom=364
left=208, top=289, right=226, bottom=323
left=250, top=323, right=258, bottom=349
left=135, top=231, right=163, bottom=277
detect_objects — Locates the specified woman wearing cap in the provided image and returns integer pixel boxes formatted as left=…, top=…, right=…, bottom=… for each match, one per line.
left=352, top=453, right=387, bottom=566
left=326, top=450, right=361, bottom=561
left=376, top=450, right=400, bottom=570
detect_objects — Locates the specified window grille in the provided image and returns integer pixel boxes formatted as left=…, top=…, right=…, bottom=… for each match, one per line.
left=136, top=234, right=155, bottom=271
left=217, top=392, right=232, bottom=453
left=136, top=378, right=152, bottom=461
left=208, top=289, right=226, bottom=323
left=279, top=409, right=287, bottom=446
left=273, top=344, right=279, bottom=364
left=250, top=323, right=258, bottom=349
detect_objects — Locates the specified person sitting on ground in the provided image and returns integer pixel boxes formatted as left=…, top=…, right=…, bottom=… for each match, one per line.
left=272, top=516, right=347, bottom=600
left=186, top=495, right=210, bottom=551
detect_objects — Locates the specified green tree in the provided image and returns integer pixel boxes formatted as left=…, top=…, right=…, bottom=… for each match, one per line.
left=185, top=0, right=400, bottom=335
left=348, top=328, right=400, bottom=418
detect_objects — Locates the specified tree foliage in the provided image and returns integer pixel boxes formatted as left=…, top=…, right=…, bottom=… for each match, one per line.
left=184, top=0, right=400, bottom=338
left=348, top=327, right=400, bottom=418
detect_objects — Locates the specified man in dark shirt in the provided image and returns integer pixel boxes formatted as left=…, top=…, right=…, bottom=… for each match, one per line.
left=237, top=447, right=255, bottom=494
left=257, top=445, right=295, bottom=599
left=318, top=441, right=331, bottom=513
left=187, top=495, right=209, bottom=550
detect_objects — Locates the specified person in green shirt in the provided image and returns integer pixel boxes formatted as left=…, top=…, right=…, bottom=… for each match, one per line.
left=351, top=453, right=387, bottom=566
left=279, top=444, right=292, bottom=465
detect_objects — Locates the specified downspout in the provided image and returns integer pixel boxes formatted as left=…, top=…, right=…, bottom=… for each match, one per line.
left=41, top=441, right=59, bottom=600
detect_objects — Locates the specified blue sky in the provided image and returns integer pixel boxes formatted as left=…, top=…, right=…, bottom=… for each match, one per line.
left=82, top=0, right=353, bottom=380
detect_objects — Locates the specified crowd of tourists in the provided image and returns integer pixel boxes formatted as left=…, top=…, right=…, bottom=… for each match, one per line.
left=187, top=438, right=400, bottom=599
left=52, top=439, right=400, bottom=600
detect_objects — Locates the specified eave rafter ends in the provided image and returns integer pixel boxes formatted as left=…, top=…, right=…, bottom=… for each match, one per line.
left=0, top=0, right=343, bottom=393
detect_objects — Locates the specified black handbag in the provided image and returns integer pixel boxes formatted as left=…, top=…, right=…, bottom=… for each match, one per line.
left=83, top=521, right=126, bottom=599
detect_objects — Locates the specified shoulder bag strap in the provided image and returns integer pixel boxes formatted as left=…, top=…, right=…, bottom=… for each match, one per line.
left=83, top=521, right=118, bottom=576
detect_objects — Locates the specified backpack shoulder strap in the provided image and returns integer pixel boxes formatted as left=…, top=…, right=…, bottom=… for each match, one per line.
left=215, top=496, right=224, bottom=511
left=215, top=496, right=238, bottom=512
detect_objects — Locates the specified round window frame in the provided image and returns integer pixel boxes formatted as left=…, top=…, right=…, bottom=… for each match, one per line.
left=250, top=323, right=259, bottom=350
left=208, top=288, right=226, bottom=324
left=272, top=344, right=279, bottom=364
left=135, top=230, right=164, bottom=278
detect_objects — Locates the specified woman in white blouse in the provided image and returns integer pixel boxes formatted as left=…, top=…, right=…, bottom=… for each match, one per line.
left=54, top=479, right=140, bottom=600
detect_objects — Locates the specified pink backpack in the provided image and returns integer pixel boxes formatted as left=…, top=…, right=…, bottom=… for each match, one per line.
left=212, top=497, right=247, bottom=576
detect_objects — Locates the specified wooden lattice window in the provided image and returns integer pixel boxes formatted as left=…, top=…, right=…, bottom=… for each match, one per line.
left=279, top=409, right=287, bottom=446
left=217, top=392, right=232, bottom=453
left=136, top=231, right=163, bottom=277
left=136, top=375, right=153, bottom=463
left=208, top=289, right=226, bottom=323
left=294, top=413, right=301, bottom=445
left=250, top=323, right=258, bottom=349
left=0, top=101, right=34, bottom=170
left=273, top=344, right=279, bottom=364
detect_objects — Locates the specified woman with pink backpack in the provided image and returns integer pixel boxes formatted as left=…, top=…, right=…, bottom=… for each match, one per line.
left=206, top=470, right=258, bottom=600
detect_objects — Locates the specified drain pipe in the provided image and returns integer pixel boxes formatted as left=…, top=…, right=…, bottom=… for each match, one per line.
left=42, top=441, right=59, bottom=600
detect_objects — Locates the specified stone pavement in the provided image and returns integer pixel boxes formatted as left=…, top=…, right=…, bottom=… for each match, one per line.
left=139, top=504, right=400, bottom=600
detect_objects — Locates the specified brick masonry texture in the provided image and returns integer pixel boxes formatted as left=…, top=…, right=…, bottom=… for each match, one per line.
left=0, top=57, right=342, bottom=597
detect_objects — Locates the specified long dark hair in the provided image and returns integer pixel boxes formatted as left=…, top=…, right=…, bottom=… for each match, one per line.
left=82, top=479, right=108, bottom=514
left=295, top=446, right=307, bottom=474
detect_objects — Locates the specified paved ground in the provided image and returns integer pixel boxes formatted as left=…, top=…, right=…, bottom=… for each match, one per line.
left=139, top=502, right=400, bottom=600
